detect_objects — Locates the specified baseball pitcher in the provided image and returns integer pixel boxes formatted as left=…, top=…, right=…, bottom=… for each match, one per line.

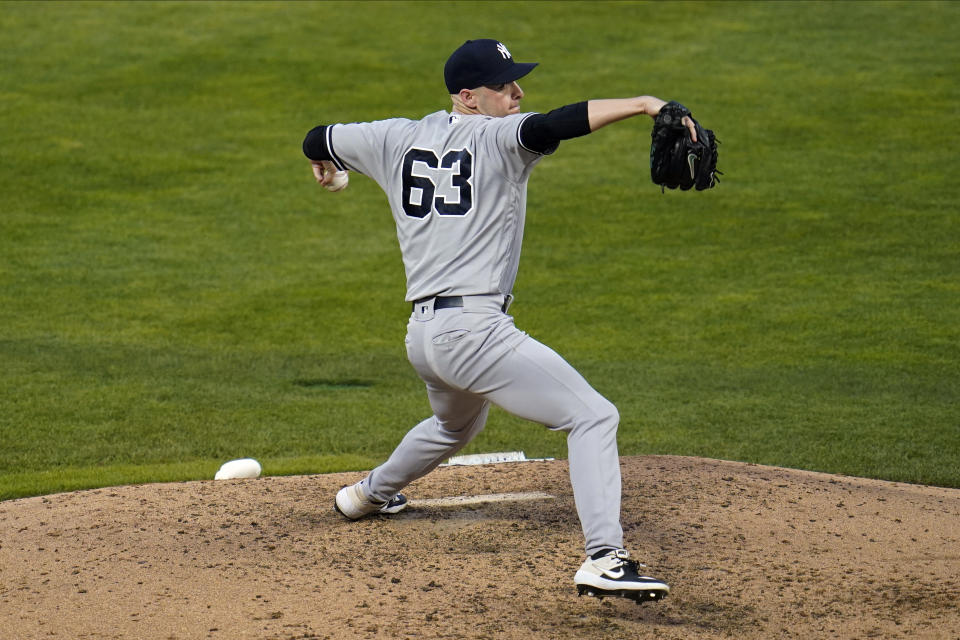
left=302, top=39, right=700, bottom=604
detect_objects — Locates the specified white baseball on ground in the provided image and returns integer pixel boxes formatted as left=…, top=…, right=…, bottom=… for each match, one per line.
left=214, top=458, right=262, bottom=480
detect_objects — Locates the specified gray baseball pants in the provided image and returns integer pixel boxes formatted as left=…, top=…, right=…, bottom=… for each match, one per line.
left=364, top=294, right=623, bottom=556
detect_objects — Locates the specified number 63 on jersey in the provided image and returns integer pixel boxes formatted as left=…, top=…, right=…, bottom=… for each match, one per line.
left=401, top=147, right=474, bottom=219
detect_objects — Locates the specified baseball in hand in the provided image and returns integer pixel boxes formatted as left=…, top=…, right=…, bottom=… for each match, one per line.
left=325, top=170, right=349, bottom=192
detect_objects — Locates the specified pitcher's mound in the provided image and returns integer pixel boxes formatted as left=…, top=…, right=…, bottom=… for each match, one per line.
left=1, top=455, right=957, bottom=639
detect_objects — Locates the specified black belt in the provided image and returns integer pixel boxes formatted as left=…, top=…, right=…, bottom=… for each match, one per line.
left=412, top=295, right=511, bottom=313
left=412, top=296, right=464, bottom=312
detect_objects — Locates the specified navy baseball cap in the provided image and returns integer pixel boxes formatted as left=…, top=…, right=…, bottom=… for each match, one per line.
left=444, top=39, right=538, bottom=94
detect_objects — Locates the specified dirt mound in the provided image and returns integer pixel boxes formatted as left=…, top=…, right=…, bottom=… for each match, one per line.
left=1, top=456, right=957, bottom=639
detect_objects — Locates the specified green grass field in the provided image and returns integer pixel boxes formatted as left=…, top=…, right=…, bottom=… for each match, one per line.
left=2, top=1, right=958, bottom=500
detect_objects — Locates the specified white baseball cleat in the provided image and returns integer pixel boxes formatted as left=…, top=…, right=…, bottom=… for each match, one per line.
left=574, top=548, right=670, bottom=604
left=334, top=481, right=408, bottom=520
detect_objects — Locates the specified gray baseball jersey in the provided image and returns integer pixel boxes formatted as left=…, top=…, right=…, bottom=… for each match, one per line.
left=325, top=111, right=545, bottom=301
left=313, top=107, right=626, bottom=557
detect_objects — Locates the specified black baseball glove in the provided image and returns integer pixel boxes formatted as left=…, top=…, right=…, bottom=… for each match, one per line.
left=650, top=101, right=720, bottom=191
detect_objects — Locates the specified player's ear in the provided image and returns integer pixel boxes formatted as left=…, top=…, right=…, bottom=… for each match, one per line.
left=459, top=88, right=479, bottom=109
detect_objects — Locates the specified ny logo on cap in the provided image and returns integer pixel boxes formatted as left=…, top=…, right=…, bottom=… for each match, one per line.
left=496, top=42, right=511, bottom=59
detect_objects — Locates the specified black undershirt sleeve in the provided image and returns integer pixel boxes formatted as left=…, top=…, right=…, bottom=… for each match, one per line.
left=518, top=101, right=591, bottom=155
left=302, top=125, right=333, bottom=161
